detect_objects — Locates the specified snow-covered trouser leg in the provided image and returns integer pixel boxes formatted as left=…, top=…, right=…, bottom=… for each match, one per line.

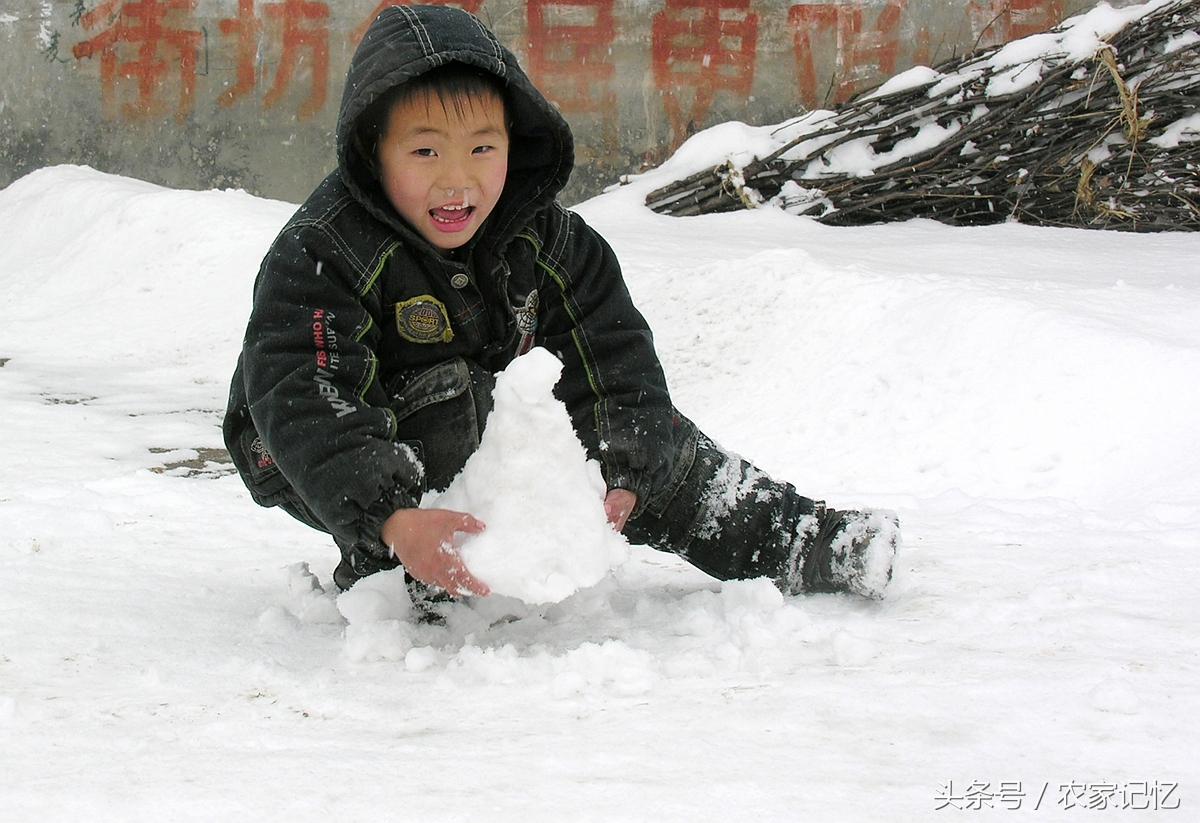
left=623, top=416, right=824, bottom=584
left=624, top=415, right=900, bottom=598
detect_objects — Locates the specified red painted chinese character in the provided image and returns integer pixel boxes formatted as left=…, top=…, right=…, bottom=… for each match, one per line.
left=351, top=1, right=485, bottom=47
left=217, top=0, right=261, bottom=108
left=652, top=0, right=758, bottom=146
left=789, top=0, right=912, bottom=108
left=262, top=0, right=331, bottom=119
left=72, top=0, right=201, bottom=121
left=526, top=0, right=616, bottom=116
left=969, top=0, right=1065, bottom=47
left=217, top=0, right=330, bottom=118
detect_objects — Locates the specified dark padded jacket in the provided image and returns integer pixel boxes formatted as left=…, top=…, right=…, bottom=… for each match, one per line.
left=223, top=4, right=675, bottom=552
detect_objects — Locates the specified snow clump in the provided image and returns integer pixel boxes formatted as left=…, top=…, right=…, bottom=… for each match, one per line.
left=424, top=347, right=630, bottom=604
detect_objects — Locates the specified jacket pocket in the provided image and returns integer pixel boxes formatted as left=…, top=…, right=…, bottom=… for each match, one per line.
left=232, top=421, right=293, bottom=504
left=387, top=358, right=493, bottom=494
left=641, top=414, right=699, bottom=519
left=389, top=358, right=472, bottom=423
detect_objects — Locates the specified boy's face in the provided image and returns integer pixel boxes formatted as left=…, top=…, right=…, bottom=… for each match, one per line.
left=377, top=89, right=509, bottom=254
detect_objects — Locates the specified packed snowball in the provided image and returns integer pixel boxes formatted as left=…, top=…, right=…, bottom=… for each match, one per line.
left=421, top=347, right=630, bottom=604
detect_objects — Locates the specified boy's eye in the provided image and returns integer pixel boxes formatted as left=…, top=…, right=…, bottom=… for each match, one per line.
left=473, top=145, right=494, bottom=155
left=413, top=148, right=437, bottom=157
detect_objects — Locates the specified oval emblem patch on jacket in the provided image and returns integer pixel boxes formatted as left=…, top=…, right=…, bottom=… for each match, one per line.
left=395, top=295, right=454, bottom=344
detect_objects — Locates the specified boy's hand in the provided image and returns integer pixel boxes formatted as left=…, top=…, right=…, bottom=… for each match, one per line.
left=604, top=489, right=637, bottom=533
left=379, top=508, right=490, bottom=597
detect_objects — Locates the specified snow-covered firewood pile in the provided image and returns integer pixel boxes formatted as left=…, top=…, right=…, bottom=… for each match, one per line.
left=644, top=0, right=1199, bottom=232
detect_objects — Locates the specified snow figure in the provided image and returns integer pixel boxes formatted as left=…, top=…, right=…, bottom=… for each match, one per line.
left=422, top=347, right=629, bottom=604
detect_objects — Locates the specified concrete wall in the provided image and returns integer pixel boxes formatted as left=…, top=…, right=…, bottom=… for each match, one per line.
left=1, top=0, right=1102, bottom=205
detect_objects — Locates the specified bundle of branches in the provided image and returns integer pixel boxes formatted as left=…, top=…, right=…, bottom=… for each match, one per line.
left=644, top=0, right=1199, bottom=231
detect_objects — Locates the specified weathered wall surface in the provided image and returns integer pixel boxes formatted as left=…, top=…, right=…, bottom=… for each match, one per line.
left=1, top=0, right=1101, bottom=205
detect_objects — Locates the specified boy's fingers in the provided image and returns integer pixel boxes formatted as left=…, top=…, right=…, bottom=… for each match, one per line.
left=455, top=513, right=486, bottom=534
left=435, top=527, right=489, bottom=597
left=604, top=489, right=637, bottom=532
left=447, top=560, right=490, bottom=597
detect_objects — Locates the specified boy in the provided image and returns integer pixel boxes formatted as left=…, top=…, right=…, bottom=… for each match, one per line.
left=223, top=4, right=900, bottom=601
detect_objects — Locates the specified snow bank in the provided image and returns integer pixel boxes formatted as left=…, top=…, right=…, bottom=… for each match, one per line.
left=3, top=165, right=1199, bottom=821
left=0, top=165, right=293, bottom=374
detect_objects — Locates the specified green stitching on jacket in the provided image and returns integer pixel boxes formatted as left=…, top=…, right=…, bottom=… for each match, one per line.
left=353, top=246, right=390, bottom=410
left=361, top=241, right=399, bottom=297
left=517, top=229, right=540, bottom=250
left=355, top=312, right=375, bottom=342
left=356, top=350, right=379, bottom=404
left=527, top=235, right=608, bottom=458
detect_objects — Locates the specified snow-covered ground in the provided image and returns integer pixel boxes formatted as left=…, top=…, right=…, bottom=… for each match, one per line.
left=1, top=162, right=1197, bottom=821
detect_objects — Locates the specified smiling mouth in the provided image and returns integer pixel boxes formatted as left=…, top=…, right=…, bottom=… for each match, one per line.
left=430, top=203, right=475, bottom=228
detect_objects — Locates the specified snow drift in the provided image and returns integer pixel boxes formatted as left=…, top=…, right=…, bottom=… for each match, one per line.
left=2, top=164, right=1198, bottom=821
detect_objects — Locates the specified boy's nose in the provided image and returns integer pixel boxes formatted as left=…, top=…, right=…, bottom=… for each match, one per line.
left=438, top=177, right=470, bottom=197
left=436, top=162, right=471, bottom=193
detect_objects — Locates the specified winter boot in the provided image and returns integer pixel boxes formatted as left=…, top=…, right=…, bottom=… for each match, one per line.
left=780, top=507, right=900, bottom=599
left=334, top=542, right=452, bottom=623
left=405, top=577, right=453, bottom=625
left=332, top=541, right=399, bottom=591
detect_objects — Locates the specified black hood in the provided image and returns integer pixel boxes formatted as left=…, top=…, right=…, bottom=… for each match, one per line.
left=336, top=4, right=574, bottom=251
